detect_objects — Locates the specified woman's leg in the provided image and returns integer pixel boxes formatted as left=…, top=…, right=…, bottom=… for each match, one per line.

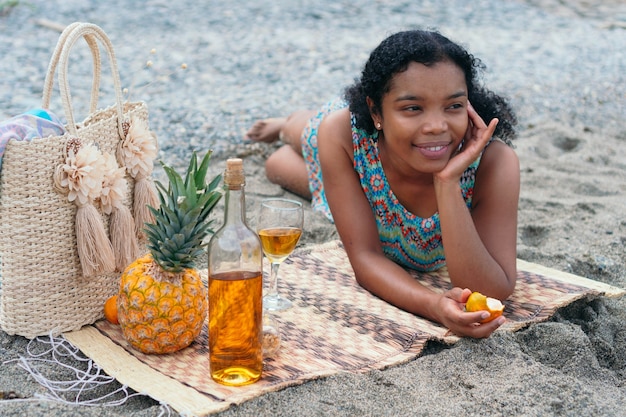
left=245, top=118, right=286, bottom=143
left=265, top=145, right=312, bottom=199
left=247, top=110, right=316, bottom=199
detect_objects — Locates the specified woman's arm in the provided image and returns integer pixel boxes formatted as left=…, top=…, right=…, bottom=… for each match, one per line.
left=437, top=141, right=519, bottom=299
left=318, top=109, right=504, bottom=338
left=435, top=105, right=519, bottom=300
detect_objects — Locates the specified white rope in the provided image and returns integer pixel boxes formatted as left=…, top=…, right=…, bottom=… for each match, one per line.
left=1, top=333, right=172, bottom=416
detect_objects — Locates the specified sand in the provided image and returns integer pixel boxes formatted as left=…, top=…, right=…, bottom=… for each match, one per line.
left=1, top=0, right=625, bottom=415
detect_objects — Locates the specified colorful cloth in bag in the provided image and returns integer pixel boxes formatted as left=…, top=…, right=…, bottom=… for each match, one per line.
left=0, top=109, right=65, bottom=172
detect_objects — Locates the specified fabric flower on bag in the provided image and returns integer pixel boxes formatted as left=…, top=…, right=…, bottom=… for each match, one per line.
left=119, top=116, right=158, bottom=179
left=98, top=152, right=127, bottom=215
left=98, top=152, right=140, bottom=272
left=58, top=142, right=106, bottom=207
left=118, top=116, right=159, bottom=240
left=55, top=139, right=115, bottom=276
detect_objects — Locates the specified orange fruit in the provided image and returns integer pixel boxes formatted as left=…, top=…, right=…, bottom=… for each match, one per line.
left=465, top=291, right=504, bottom=323
left=104, top=294, right=119, bottom=325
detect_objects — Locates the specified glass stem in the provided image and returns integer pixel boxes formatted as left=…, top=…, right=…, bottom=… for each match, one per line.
left=268, top=262, right=281, bottom=297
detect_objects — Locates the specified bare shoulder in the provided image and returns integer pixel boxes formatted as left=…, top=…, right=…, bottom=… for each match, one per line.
left=319, top=107, right=355, bottom=169
left=474, top=140, right=520, bottom=199
left=318, top=107, right=352, bottom=144
left=478, top=140, right=519, bottom=176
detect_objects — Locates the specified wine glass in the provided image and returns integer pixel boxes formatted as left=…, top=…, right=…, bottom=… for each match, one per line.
left=262, top=311, right=281, bottom=358
left=257, top=198, right=303, bottom=311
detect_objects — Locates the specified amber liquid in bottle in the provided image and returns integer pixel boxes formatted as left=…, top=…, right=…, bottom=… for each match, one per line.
left=208, top=158, right=263, bottom=386
left=209, top=271, right=262, bottom=385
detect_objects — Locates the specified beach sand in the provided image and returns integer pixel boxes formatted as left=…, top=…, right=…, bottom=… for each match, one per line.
left=1, top=0, right=625, bottom=415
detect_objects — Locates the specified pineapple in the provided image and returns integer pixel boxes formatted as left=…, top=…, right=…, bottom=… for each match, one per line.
left=117, top=151, right=222, bottom=354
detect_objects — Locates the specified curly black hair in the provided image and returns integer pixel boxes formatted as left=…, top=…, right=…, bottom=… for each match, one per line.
left=345, top=30, right=517, bottom=144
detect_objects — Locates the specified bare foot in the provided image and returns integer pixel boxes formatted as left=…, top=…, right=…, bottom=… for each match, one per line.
left=244, top=118, right=286, bottom=143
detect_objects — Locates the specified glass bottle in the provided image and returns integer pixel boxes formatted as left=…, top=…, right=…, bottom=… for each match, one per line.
left=207, top=158, right=263, bottom=386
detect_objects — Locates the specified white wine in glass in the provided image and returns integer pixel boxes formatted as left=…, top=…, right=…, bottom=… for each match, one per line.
left=257, top=198, right=303, bottom=311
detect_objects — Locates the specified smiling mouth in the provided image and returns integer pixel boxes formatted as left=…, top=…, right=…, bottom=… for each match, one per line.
left=414, top=142, right=451, bottom=159
left=423, top=145, right=446, bottom=152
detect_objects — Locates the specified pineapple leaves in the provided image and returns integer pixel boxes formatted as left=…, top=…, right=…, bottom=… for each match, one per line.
left=207, top=173, right=222, bottom=194
left=184, top=151, right=198, bottom=189
left=162, top=165, right=185, bottom=201
left=145, top=151, right=223, bottom=273
left=194, top=151, right=212, bottom=190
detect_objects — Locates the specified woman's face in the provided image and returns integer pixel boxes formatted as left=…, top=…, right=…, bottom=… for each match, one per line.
left=372, top=60, right=469, bottom=177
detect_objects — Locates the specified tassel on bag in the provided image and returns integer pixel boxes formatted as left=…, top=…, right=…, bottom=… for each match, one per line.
left=109, top=206, right=139, bottom=271
left=132, top=174, right=159, bottom=240
left=118, top=116, right=159, bottom=241
left=99, top=152, right=139, bottom=272
left=54, top=139, right=115, bottom=276
left=75, top=204, right=116, bottom=276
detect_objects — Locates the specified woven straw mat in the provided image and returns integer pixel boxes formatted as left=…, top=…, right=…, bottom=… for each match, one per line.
left=65, top=240, right=625, bottom=416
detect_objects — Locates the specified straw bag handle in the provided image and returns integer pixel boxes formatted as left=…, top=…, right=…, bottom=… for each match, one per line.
left=44, top=22, right=126, bottom=139
left=42, top=22, right=101, bottom=117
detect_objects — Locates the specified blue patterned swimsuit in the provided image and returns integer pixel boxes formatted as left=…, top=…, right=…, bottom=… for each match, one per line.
left=301, top=99, right=481, bottom=272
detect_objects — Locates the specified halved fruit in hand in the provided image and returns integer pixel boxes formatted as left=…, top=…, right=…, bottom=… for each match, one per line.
left=465, top=291, right=504, bottom=323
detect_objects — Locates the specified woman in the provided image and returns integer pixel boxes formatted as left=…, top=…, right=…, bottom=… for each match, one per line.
left=247, top=30, right=519, bottom=338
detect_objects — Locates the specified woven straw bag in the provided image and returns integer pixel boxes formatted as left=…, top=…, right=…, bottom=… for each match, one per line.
left=0, top=22, right=158, bottom=338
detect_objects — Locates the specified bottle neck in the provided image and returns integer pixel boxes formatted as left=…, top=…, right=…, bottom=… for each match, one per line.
left=224, top=185, right=246, bottom=225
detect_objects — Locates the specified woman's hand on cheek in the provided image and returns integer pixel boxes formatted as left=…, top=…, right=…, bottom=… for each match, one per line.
left=435, top=103, right=498, bottom=184
left=436, top=287, right=505, bottom=338
left=460, top=102, right=499, bottom=163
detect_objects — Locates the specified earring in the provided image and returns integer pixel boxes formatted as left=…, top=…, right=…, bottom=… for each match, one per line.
left=376, top=122, right=381, bottom=130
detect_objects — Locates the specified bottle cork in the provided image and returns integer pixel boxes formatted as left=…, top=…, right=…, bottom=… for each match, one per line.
left=224, top=158, right=245, bottom=189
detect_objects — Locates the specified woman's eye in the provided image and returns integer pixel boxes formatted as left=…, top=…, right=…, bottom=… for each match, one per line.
left=448, top=103, right=464, bottom=110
